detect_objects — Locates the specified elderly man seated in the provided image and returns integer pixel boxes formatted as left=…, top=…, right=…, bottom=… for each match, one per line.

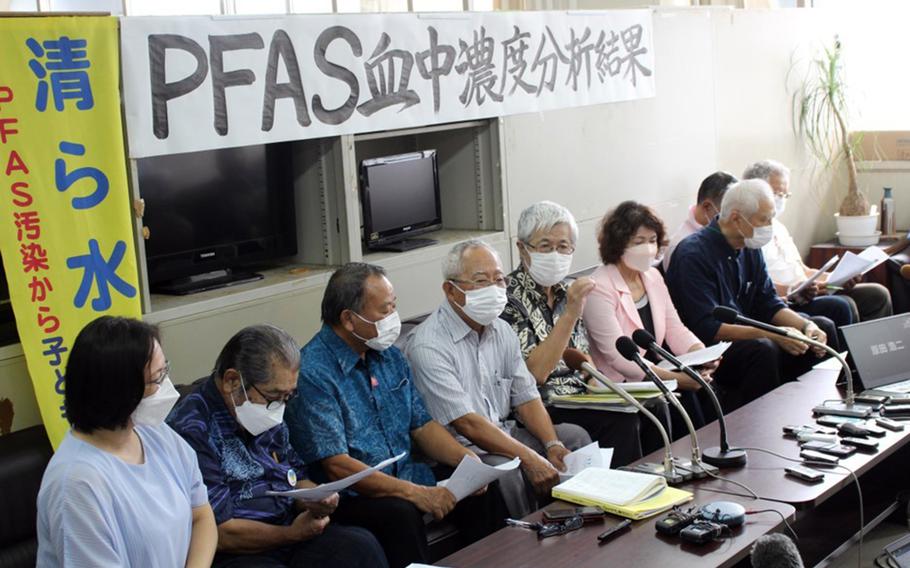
left=406, top=240, right=591, bottom=519
left=666, top=180, right=842, bottom=410
left=285, top=263, right=508, bottom=568
left=168, top=325, right=387, bottom=568
left=742, top=159, right=892, bottom=323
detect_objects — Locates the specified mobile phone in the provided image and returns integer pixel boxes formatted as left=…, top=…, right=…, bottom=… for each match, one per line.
left=876, top=417, right=905, bottom=432
left=855, top=394, right=890, bottom=406
left=812, top=403, right=872, bottom=419
left=543, top=506, right=604, bottom=522
left=840, top=437, right=880, bottom=452
left=800, top=449, right=839, bottom=465
left=882, top=405, right=910, bottom=417
left=816, top=415, right=865, bottom=427
left=799, top=441, right=857, bottom=458
left=783, top=424, right=836, bottom=437
left=785, top=465, right=825, bottom=483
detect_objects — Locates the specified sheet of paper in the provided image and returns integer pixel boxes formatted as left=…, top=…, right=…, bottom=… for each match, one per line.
left=587, top=379, right=677, bottom=394
left=827, top=246, right=889, bottom=287
left=788, top=254, right=839, bottom=299
left=559, top=442, right=614, bottom=481
left=657, top=342, right=730, bottom=370
left=437, top=456, right=521, bottom=501
left=266, top=452, right=406, bottom=501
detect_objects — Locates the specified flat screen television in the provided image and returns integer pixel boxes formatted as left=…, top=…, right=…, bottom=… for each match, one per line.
left=360, top=150, right=442, bottom=252
left=138, top=142, right=296, bottom=295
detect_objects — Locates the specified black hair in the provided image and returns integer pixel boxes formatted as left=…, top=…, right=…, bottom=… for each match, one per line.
left=598, top=201, right=667, bottom=265
left=213, top=324, right=300, bottom=386
left=320, top=262, right=387, bottom=326
left=64, top=316, right=159, bottom=433
left=697, top=171, right=738, bottom=206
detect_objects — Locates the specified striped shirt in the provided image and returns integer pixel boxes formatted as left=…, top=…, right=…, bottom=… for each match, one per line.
left=404, top=300, right=540, bottom=444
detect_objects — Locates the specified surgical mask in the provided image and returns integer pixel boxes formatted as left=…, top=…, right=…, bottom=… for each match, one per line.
left=451, top=282, right=508, bottom=326
left=352, top=310, right=401, bottom=351
left=233, top=382, right=285, bottom=436
left=741, top=219, right=774, bottom=249
left=773, top=195, right=787, bottom=216
left=621, top=243, right=658, bottom=273
left=527, top=251, right=573, bottom=287
left=132, top=377, right=179, bottom=426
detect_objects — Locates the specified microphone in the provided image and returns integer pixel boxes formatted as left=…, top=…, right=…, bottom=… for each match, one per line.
left=615, top=337, right=717, bottom=478
left=750, top=534, right=804, bottom=568
left=632, top=329, right=746, bottom=469
left=563, top=348, right=685, bottom=485
left=712, top=306, right=858, bottom=408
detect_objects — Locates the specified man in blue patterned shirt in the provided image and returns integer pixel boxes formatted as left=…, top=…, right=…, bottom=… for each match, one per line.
left=168, top=324, right=387, bottom=568
left=286, top=263, right=508, bottom=568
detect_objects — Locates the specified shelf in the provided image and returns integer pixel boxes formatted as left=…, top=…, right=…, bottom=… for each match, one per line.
left=361, top=229, right=507, bottom=267
left=145, top=263, right=335, bottom=323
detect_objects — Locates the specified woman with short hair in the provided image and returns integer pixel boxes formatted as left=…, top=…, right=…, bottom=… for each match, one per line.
left=37, top=316, right=217, bottom=567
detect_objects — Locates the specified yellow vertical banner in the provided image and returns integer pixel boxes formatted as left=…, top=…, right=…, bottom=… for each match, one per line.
left=0, top=17, right=141, bottom=448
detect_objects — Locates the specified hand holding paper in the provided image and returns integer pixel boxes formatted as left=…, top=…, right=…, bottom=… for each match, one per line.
left=437, top=455, right=522, bottom=502
left=266, top=452, right=406, bottom=502
left=559, top=442, right=614, bottom=481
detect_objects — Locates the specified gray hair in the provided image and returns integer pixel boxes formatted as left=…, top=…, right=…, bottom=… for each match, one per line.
left=442, top=239, right=501, bottom=281
left=742, top=160, right=790, bottom=183
left=214, top=324, right=300, bottom=385
left=321, top=262, right=387, bottom=325
left=516, top=201, right=579, bottom=243
left=720, top=179, right=775, bottom=221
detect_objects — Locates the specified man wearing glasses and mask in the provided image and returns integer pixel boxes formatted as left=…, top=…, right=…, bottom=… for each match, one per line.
left=168, top=325, right=387, bottom=568
left=405, top=240, right=590, bottom=519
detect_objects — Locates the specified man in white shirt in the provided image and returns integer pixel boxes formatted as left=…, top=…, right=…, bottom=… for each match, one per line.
left=663, top=171, right=738, bottom=271
left=743, top=160, right=892, bottom=323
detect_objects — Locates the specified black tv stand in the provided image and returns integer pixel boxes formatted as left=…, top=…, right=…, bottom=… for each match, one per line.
left=153, top=269, right=264, bottom=295
left=368, top=237, right=438, bottom=253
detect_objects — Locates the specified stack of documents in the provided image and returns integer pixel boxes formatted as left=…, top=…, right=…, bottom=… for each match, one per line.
left=826, top=246, right=891, bottom=287
left=550, top=380, right=675, bottom=412
left=552, top=468, right=693, bottom=520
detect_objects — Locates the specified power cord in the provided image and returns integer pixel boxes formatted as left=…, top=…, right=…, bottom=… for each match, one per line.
left=745, top=508, right=800, bottom=544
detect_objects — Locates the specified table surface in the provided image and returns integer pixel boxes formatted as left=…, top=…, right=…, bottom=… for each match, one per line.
left=440, top=365, right=910, bottom=567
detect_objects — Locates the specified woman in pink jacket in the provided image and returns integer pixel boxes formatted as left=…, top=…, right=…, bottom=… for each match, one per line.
left=583, top=201, right=718, bottom=429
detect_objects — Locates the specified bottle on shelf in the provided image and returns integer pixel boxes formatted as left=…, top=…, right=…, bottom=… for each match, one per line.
left=880, top=187, right=895, bottom=236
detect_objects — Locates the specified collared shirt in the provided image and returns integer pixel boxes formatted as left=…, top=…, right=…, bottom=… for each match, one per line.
left=665, top=219, right=786, bottom=344
left=405, top=300, right=541, bottom=444
left=663, top=205, right=705, bottom=271
left=762, top=218, right=807, bottom=287
left=501, top=265, right=589, bottom=397
left=167, top=376, right=306, bottom=526
left=287, top=324, right=435, bottom=487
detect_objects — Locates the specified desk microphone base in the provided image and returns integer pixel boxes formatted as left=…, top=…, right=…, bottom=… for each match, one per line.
left=619, top=462, right=688, bottom=485
left=674, top=458, right=719, bottom=479
left=701, top=447, right=747, bottom=468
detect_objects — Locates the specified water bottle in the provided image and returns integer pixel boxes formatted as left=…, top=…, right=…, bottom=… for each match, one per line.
left=880, top=187, right=895, bottom=235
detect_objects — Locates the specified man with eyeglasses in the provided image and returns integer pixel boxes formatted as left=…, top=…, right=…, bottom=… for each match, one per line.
left=286, top=262, right=508, bottom=568
left=405, top=240, right=591, bottom=519
left=501, top=201, right=642, bottom=467
left=168, top=324, right=387, bottom=568
left=743, top=159, right=892, bottom=323
left=663, top=171, right=738, bottom=271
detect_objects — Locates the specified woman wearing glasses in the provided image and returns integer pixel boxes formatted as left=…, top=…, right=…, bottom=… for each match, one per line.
left=500, top=201, right=643, bottom=467
left=37, top=316, right=217, bottom=567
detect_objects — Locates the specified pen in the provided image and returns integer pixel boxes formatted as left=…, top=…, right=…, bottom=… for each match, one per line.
left=506, top=518, right=539, bottom=531
left=825, top=285, right=843, bottom=291
left=597, top=519, right=632, bottom=544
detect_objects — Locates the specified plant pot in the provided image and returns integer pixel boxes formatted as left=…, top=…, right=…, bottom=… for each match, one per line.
left=834, top=213, right=879, bottom=241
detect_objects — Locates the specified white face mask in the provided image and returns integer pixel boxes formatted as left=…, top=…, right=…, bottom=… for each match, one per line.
left=621, top=243, right=658, bottom=273
left=233, top=382, right=285, bottom=436
left=527, top=251, right=573, bottom=287
left=132, top=377, right=179, bottom=427
left=451, top=282, right=508, bottom=326
left=741, top=219, right=774, bottom=249
left=352, top=310, right=401, bottom=351
left=773, top=195, right=787, bottom=216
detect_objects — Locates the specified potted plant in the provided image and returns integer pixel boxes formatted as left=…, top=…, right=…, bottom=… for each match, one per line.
left=792, top=36, right=878, bottom=245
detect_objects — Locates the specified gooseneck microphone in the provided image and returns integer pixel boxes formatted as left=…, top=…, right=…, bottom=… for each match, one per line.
left=563, top=348, right=684, bottom=485
left=713, top=306, right=858, bottom=408
left=616, top=336, right=717, bottom=478
left=632, top=329, right=746, bottom=469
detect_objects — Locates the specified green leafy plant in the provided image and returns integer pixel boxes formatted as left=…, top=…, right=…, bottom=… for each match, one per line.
left=792, top=36, right=869, bottom=216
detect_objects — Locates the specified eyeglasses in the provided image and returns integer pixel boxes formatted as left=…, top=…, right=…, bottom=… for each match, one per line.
left=524, top=241, right=575, bottom=255
left=774, top=192, right=792, bottom=199
left=149, top=361, right=170, bottom=386
left=452, top=275, right=512, bottom=289
left=246, top=380, right=297, bottom=410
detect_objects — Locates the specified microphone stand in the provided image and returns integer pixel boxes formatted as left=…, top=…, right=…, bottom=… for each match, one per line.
left=576, top=361, right=686, bottom=485
left=635, top=332, right=746, bottom=468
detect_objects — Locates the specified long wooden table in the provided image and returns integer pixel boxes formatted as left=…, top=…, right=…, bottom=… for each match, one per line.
left=440, top=366, right=910, bottom=567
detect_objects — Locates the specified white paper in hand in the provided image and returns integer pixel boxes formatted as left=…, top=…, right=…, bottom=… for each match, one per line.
left=266, top=452, right=406, bottom=501
left=657, top=342, right=730, bottom=370
left=559, top=442, right=614, bottom=481
left=437, top=455, right=521, bottom=501
left=827, top=247, right=890, bottom=287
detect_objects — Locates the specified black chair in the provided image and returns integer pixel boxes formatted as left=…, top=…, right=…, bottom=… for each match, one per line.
left=887, top=248, right=910, bottom=314
left=0, top=425, right=53, bottom=568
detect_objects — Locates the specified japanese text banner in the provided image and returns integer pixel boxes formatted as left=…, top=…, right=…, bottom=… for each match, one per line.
left=121, top=10, right=656, bottom=158
left=0, top=17, right=141, bottom=448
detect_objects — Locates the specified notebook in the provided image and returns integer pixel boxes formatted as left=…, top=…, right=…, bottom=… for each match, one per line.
left=552, top=468, right=692, bottom=520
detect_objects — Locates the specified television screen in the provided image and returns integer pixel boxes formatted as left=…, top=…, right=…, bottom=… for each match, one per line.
left=360, top=150, right=441, bottom=247
left=138, top=143, right=296, bottom=286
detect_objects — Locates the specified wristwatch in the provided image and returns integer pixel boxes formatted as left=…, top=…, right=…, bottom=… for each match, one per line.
left=545, top=440, right=566, bottom=451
